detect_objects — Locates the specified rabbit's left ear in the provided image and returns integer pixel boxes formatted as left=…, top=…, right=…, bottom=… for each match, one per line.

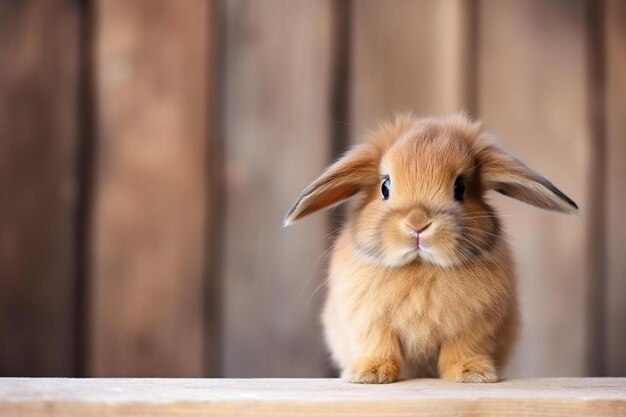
left=476, top=140, right=578, bottom=214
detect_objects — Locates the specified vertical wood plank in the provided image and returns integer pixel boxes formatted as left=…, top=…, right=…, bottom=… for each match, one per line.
left=0, top=0, right=80, bottom=376
left=605, top=0, right=626, bottom=376
left=585, top=0, right=607, bottom=377
left=477, top=0, right=591, bottom=377
left=205, top=4, right=222, bottom=378
left=89, top=0, right=212, bottom=376
left=350, top=0, right=475, bottom=136
left=222, top=0, right=335, bottom=377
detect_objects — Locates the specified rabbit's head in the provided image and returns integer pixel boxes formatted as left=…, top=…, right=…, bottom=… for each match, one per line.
left=285, top=114, right=577, bottom=267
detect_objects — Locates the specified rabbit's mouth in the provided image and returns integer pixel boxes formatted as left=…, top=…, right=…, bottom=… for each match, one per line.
left=388, top=229, right=457, bottom=268
left=409, top=224, right=467, bottom=268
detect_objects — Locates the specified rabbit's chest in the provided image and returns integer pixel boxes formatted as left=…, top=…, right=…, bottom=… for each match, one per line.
left=363, top=270, right=489, bottom=348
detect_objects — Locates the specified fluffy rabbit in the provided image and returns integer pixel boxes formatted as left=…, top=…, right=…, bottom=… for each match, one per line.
left=284, top=114, right=577, bottom=383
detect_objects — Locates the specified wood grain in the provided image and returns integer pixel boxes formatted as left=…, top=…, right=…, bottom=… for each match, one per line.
left=89, top=0, right=212, bottom=376
left=0, top=0, right=624, bottom=380
left=477, top=0, right=591, bottom=377
left=604, top=0, right=626, bottom=376
left=0, top=378, right=625, bottom=417
left=221, top=0, right=335, bottom=377
left=350, top=0, right=475, bottom=138
left=0, top=0, right=80, bottom=376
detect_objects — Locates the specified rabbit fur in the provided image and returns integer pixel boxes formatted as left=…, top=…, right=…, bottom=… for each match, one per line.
left=284, top=114, right=578, bottom=383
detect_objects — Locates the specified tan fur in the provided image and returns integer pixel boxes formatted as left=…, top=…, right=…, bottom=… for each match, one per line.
left=285, top=114, right=577, bottom=383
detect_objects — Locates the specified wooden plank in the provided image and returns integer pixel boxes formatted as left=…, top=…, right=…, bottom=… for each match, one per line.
left=0, top=0, right=80, bottom=376
left=1, top=378, right=625, bottom=417
left=89, top=0, right=212, bottom=376
left=585, top=0, right=607, bottom=376
left=477, top=0, right=590, bottom=376
left=204, top=3, right=221, bottom=378
left=350, top=0, right=475, bottom=136
left=221, top=0, right=335, bottom=377
left=605, top=0, right=626, bottom=376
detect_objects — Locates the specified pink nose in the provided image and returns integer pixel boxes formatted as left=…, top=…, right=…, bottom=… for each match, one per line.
left=416, top=222, right=432, bottom=234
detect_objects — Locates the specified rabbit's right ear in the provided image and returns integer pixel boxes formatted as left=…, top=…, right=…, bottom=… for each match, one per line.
left=283, top=144, right=379, bottom=226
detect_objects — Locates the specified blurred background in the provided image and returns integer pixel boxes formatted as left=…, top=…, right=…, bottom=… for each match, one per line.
left=0, top=0, right=624, bottom=378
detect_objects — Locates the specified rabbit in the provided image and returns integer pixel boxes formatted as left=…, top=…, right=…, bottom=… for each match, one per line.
left=284, top=114, right=578, bottom=383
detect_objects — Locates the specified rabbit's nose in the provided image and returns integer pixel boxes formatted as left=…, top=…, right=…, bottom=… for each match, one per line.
left=404, top=210, right=432, bottom=234
left=416, top=222, right=432, bottom=234
left=405, top=221, right=432, bottom=235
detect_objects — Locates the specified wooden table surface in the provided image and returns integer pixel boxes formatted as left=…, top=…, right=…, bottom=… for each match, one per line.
left=1, top=378, right=625, bottom=416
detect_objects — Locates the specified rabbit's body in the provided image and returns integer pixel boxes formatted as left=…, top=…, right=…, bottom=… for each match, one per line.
left=285, top=114, right=576, bottom=383
left=323, top=223, right=518, bottom=382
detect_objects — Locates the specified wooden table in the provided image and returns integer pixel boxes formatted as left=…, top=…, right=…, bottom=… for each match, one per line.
left=1, top=378, right=625, bottom=416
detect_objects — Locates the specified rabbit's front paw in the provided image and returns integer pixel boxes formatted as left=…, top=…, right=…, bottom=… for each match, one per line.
left=343, top=357, right=399, bottom=384
left=440, top=356, right=498, bottom=383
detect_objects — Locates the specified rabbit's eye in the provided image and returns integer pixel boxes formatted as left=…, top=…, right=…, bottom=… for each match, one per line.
left=454, top=176, right=465, bottom=201
left=381, top=177, right=391, bottom=200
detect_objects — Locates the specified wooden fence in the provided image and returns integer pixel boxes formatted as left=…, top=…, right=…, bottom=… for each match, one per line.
left=0, top=0, right=624, bottom=378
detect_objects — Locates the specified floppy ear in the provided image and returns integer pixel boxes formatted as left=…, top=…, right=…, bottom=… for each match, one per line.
left=283, top=144, right=379, bottom=226
left=476, top=140, right=578, bottom=214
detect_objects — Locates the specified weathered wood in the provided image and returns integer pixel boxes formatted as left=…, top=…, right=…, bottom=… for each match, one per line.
left=0, top=0, right=80, bottom=376
left=221, top=0, right=335, bottom=376
left=204, top=1, right=221, bottom=378
left=89, top=0, right=212, bottom=376
left=0, top=378, right=625, bottom=417
left=350, top=0, right=475, bottom=137
left=604, top=0, right=626, bottom=376
left=477, top=0, right=590, bottom=377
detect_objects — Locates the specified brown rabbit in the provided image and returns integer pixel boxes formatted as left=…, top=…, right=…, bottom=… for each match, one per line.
left=284, top=114, right=578, bottom=383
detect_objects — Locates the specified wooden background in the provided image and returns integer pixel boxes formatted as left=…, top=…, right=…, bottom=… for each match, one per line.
left=0, top=0, right=624, bottom=377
